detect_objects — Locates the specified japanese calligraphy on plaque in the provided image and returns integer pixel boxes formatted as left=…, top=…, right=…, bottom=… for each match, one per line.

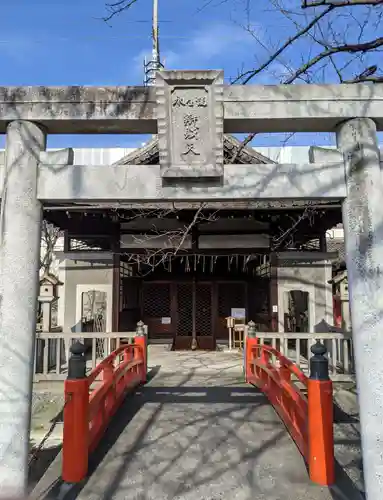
left=156, top=70, right=224, bottom=179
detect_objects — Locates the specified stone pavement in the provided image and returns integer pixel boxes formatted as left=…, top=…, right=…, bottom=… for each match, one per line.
left=31, top=346, right=364, bottom=500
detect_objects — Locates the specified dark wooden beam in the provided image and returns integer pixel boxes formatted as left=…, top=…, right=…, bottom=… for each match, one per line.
left=191, top=226, right=199, bottom=252
left=119, top=228, right=270, bottom=236
left=118, top=248, right=270, bottom=256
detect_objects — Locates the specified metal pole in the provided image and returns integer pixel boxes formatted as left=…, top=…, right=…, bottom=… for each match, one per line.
left=144, top=0, right=161, bottom=86
left=152, top=0, right=160, bottom=67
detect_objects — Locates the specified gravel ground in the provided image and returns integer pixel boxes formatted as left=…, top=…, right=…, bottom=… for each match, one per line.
left=29, top=390, right=65, bottom=493
left=31, top=391, right=65, bottom=433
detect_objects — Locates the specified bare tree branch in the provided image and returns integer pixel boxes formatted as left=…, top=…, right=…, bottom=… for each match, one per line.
left=228, top=133, right=257, bottom=163
left=233, top=0, right=383, bottom=86
left=266, top=0, right=383, bottom=84
left=231, top=6, right=334, bottom=84
left=98, top=0, right=381, bottom=242
left=344, top=74, right=383, bottom=82
left=302, top=0, right=383, bottom=8
left=103, top=0, right=139, bottom=23
left=109, top=203, right=220, bottom=275
left=40, top=221, right=61, bottom=276
left=283, top=36, right=383, bottom=83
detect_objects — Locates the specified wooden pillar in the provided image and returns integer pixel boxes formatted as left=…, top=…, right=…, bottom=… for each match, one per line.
left=112, top=253, right=120, bottom=332
left=191, top=277, right=197, bottom=349
left=319, top=232, right=327, bottom=252
left=269, top=253, right=278, bottom=332
left=111, top=223, right=120, bottom=333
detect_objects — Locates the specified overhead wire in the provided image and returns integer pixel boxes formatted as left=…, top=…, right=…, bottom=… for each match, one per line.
left=0, top=34, right=202, bottom=43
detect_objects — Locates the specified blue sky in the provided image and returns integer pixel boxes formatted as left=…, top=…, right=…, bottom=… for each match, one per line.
left=0, top=0, right=381, bottom=149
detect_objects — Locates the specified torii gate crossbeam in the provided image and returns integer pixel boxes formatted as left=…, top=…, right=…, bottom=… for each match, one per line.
left=0, top=79, right=382, bottom=133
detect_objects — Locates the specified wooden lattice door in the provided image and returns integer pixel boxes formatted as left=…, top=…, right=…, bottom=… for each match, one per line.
left=195, top=283, right=213, bottom=349
left=142, top=282, right=173, bottom=341
left=176, top=283, right=193, bottom=338
left=174, top=282, right=214, bottom=350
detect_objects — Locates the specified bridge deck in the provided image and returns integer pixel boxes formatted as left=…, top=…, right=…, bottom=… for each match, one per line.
left=68, top=347, right=332, bottom=500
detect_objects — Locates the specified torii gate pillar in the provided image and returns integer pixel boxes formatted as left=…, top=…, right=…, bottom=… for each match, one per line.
left=0, top=120, right=46, bottom=495
left=337, top=117, right=383, bottom=498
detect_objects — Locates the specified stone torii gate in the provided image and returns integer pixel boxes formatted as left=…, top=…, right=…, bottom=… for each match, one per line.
left=0, top=70, right=383, bottom=497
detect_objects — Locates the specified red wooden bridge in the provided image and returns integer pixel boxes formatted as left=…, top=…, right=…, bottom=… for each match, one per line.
left=43, top=333, right=340, bottom=500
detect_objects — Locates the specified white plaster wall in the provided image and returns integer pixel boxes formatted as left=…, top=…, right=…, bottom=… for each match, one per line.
left=256, top=145, right=382, bottom=164
left=57, top=255, right=113, bottom=333
left=72, top=147, right=136, bottom=165
left=256, top=146, right=314, bottom=164
left=276, top=256, right=334, bottom=332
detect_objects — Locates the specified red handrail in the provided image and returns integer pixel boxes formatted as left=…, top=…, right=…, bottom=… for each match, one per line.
left=248, top=343, right=308, bottom=458
left=88, top=343, right=144, bottom=452
left=245, top=337, right=334, bottom=486
left=62, top=336, right=147, bottom=483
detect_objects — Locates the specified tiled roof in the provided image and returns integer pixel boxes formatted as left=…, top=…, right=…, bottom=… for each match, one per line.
left=113, top=134, right=276, bottom=166
left=327, top=238, right=346, bottom=270
left=40, top=273, right=63, bottom=286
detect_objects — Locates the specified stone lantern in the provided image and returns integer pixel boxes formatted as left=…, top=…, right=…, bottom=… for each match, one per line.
left=329, top=269, right=350, bottom=332
left=38, top=274, right=63, bottom=331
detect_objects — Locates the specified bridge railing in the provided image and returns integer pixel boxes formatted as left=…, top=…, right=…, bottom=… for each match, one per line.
left=34, top=323, right=148, bottom=380
left=245, top=336, right=335, bottom=487
left=252, top=330, right=354, bottom=381
left=61, top=333, right=147, bottom=484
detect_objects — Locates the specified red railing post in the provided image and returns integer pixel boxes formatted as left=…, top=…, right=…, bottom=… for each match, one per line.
left=62, top=342, right=89, bottom=484
left=307, top=341, right=335, bottom=486
left=279, top=365, right=291, bottom=410
left=260, top=347, right=271, bottom=365
left=280, top=366, right=291, bottom=382
left=135, top=321, right=147, bottom=383
left=103, top=359, right=115, bottom=417
left=245, top=325, right=257, bottom=383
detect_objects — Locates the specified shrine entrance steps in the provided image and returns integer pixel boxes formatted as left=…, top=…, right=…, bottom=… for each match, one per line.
left=61, top=347, right=334, bottom=500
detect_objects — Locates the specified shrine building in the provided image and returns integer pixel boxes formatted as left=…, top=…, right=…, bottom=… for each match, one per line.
left=40, top=136, right=341, bottom=350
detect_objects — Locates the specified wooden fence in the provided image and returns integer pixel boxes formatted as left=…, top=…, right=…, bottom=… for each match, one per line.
left=34, top=327, right=354, bottom=382
left=254, top=332, right=354, bottom=381
left=34, top=331, right=142, bottom=381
